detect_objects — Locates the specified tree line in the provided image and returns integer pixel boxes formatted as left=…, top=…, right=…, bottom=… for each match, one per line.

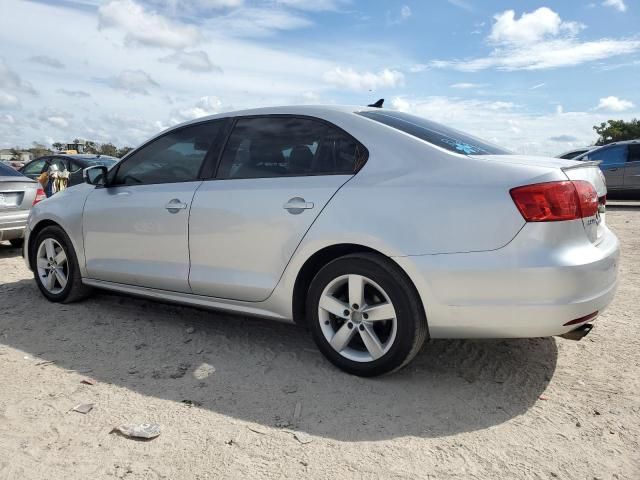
left=593, top=119, right=640, bottom=146
left=7, top=140, right=133, bottom=162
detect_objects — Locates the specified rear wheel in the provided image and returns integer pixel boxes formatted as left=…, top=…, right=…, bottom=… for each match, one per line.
left=33, top=226, right=92, bottom=303
left=307, top=253, right=428, bottom=377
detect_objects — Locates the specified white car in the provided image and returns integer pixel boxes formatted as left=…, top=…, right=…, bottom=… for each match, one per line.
left=24, top=105, right=619, bottom=376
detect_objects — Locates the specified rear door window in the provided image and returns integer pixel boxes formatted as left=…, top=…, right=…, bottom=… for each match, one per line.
left=628, top=144, right=640, bottom=163
left=22, top=159, right=47, bottom=176
left=587, top=145, right=627, bottom=166
left=357, top=110, right=509, bottom=155
left=216, top=116, right=367, bottom=179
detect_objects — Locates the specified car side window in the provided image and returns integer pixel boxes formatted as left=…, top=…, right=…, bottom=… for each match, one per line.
left=50, top=158, right=68, bottom=172
left=112, top=121, right=223, bottom=186
left=216, top=116, right=367, bottom=179
left=69, top=160, right=83, bottom=173
left=628, top=145, right=640, bottom=163
left=588, top=145, right=627, bottom=166
left=22, top=159, right=46, bottom=175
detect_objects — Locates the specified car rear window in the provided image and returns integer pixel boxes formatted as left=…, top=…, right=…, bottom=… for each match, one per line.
left=87, top=158, right=117, bottom=168
left=357, top=110, right=509, bottom=155
left=0, top=162, right=25, bottom=177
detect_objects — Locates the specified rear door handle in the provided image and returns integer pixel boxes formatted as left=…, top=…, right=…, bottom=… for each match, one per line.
left=283, top=197, right=314, bottom=214
left=165, top=198, right=188, bottom=213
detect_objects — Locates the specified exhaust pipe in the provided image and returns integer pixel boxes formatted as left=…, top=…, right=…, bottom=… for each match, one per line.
left=560, top=323, right=594, bottom=341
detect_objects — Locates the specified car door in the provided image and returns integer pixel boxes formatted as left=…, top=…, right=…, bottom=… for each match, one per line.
left=83, top=120, right=225, bottom=292
left=585, top=145, right=626, bottom=189
left=189, top=115, right=367, bottom=302
left=20, top=158, right=48, bottom=181
left=624, top=144, right=640, bottom=189
left=67, top=159, right=85, bottom=186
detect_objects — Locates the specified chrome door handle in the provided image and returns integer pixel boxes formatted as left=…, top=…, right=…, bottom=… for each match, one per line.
left=283, top=197, right=314, bottom=214
left=165, top=198, right=188, bottom=213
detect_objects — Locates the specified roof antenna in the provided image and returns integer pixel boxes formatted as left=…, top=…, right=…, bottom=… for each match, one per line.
left=368, top=98, right=384, bottom=108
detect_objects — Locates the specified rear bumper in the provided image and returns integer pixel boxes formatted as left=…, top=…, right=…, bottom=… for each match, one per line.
left=395, top=220, right=620, bottom=339
left=0, top=211, right=28, bottom=241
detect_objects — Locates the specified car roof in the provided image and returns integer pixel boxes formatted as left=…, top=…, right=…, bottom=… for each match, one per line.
left=173, top=104, right=378, bottom=128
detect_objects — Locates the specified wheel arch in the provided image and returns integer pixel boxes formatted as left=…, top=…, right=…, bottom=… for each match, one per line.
left=291, top=243, right=428, bottom=331
left=27, top=219, right=63, bottom=271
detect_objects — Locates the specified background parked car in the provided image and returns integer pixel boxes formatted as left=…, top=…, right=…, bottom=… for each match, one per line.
left=19, top=154, right=119, bottom=188
left=0, top=162, right=44, bottom=247
left=555, top=146, right=596, bottom=160
left=574, top=140, right=640, bottom=192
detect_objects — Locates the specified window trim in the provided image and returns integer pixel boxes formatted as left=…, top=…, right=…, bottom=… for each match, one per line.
left=107, top=118, right=230, bottom=188
left=210, top=114, right=369, bottom=181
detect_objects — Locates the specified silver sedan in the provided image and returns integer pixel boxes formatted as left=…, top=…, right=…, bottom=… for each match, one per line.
left=23, top=105, right=619, bottom=376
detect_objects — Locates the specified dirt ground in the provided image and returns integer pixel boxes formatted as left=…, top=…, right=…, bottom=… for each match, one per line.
left=0, top=209, right=638, bottom=480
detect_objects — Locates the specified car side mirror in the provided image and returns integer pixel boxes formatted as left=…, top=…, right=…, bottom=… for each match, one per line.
left=83, top=165, right=108, bottom=186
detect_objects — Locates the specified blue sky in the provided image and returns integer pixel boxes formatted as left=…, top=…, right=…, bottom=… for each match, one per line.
left=0, top=0, right=639, bottom=154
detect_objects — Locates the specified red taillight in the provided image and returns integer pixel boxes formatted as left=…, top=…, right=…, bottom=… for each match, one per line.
left=33, top=188, right=46, bottom=206
left=510, top=180, right=598, bottom=222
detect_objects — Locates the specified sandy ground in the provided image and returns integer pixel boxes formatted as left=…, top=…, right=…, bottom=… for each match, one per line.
left=0, top=209, right=639, bottom=480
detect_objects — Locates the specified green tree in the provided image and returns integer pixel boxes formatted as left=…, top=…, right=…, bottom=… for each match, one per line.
left=98, top=142, right=118, bottom=157
left=29, top=142, right=52, bottom=159
left=116, top=146, right=133, bottom=158
left=9, top=147, right=21, bottom=162
left=593, top=119, right=640, bottom=145
left=52, top=142, right=65, bottom=151
left=84, top=140, right=99, bottom=154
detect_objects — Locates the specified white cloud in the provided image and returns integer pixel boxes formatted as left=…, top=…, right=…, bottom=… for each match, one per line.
left=160, top=51, right=223, bottom=73
left=446, top=0, right=473, bottom=11
left=107, top=70, right=159, bottom=95
left=450, top=82, right=486, bottom=89
left=602, top=0, right=627, bottom=12
left=431, top=7, right=639, bottom=71
left=171, top=96, right=224, bottom=123
left=0, top=58, right=37, bottom=94
left=489, top=8, right=583, bottom=46
left=401, top=5, right=412, bottom=19
left=0, top=91, right=19, bottom=108
left=29, top=55, right=65, bottom=69
left=596, top=96, right=634, bottom=111
left=323, top=67, right=404, bottom=91
left=45, top=116, right=69, bottom=129
left=58, top=89, right=91, bottom=98
left=275, top=0, right=347, bottom=11
left=204, top=7, right=312, bottom=36
left=531, top=83, right=546, bottom=90
left=98, top=0, right=200, bottom=48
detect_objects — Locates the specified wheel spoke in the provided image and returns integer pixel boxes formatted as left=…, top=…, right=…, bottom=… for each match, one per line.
left=54, top=269, right=67, bottom=289
left=46, top=271, right=56, bottom=291
left=362, top=302, right=395, bottom=322
left=348, top=275, right=364, bottom=308
left=359, top=324, right=385, bottom=360
left=37, top=258, right=49, bottom=269
left=44, top=239, right=56, bottom=259
left=54, top=250, right=67, bottom=266
left=319, top=295, right=349, bottom=318
left=330, top=322, right=356, bottom=353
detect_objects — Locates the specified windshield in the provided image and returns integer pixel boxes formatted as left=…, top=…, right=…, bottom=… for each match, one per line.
left=86, top=158, right=118, bottom=168
left=358, top=110, right=510, bottom=155
left=0, top=162, right=26, bottom=177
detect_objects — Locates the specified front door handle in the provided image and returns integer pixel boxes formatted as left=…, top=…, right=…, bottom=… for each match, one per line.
left=165, top=198, right=188, bottom=213
left=283, top=197, right=314, bottom=214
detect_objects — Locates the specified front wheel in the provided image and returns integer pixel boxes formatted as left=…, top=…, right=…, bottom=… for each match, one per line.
left=32, top=226, right=92, bottom=303
left=307, top=253, right=428, bottom=377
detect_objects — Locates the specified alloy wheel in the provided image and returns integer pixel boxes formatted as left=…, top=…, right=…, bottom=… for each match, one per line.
left=318, top=274, right=397, bottom=363
left=36, top=238, right=68, bottom=295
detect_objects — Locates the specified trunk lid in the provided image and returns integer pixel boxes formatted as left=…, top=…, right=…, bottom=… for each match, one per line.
left=0, top=177, right=37, bottom=212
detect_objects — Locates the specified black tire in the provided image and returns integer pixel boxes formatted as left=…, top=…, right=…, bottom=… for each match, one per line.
left=307, top=253, right=428, bottom=377
left=32, top=225, right=92, bottom=303
left=9, top=238, right=24, bottom=248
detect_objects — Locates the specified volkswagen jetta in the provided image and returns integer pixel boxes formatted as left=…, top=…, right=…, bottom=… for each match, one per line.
left=24, top=105, right=619, bottom=376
